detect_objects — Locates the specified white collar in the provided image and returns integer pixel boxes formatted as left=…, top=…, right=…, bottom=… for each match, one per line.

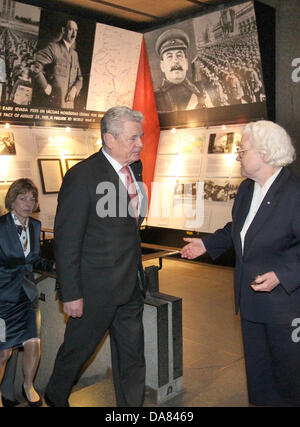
left=11, top=212, right=29, bottom=228
left=102, top=148, right=128, bottom=175
left=254, top=167, right=282, bottom=198
left=63, top=39, right=73, bottom=51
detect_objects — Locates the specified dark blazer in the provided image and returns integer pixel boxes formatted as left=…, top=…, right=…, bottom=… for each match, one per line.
left=54, top=149, right=147, bottom=306
left=0, top=213, right=53, bottom=303
left=202, top=167, right=300, bottom=323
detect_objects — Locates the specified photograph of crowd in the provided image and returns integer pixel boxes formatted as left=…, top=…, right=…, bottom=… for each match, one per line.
left=0, top=0, right=94, bottom=113
left=145, top=1, right=265, bottom=115
left=204, top=179, right=241, bottom=203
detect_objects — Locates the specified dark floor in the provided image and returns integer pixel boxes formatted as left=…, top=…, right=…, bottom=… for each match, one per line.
left=15, top=258, right=249, bottom=407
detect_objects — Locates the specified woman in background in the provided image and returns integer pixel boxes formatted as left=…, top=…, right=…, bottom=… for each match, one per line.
left=0, top=178, right=55, bottom=407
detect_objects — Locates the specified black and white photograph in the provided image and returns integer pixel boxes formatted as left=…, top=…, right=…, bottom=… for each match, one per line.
left=174, top=182, right=197, bottom=199
left=0, top=1, right=97, bottom=126
left=192, top=1, right=265, bottom=107
left=0, top=131, right=16, bottom=154
left=208, top=132, right=235, bottom=154
left=144, top=1, right=267, bottom=128
left=144, top=20, right=199, bottom=114
left=0, top=0, right=41, bottom=106
left=204, top=178, right=242, bottom=203
left=37, top=158, right=63, bottom=194
left=31, top=9, right=95, bottom=111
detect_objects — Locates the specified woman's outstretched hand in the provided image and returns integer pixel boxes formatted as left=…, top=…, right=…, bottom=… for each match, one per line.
left=181, top=238, right=207, bottom=260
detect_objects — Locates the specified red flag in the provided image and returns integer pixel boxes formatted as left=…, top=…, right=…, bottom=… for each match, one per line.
left=133, top=36, right=160, bottom=208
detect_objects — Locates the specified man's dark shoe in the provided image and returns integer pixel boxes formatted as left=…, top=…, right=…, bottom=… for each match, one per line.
left=44, top=394, right=70, bottom=407
left=1, top=395, right=20, bottom=407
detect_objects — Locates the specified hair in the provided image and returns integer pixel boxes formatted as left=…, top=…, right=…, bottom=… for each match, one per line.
left=63, top=19, right=78, bottom=31
left=160, top=48, right=188, bottom=60
left=5, top=178, right=39, bottom=212
left=243, top=120, right=296, bottom=167
left=100, top=106, right=144, bottom=143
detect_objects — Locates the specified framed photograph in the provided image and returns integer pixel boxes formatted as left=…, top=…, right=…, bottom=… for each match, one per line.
left=38, top=159, right=63, bottom=194
left=0, top=132, right=17, bottom=155
left=65, top=158, right=84, bottom=170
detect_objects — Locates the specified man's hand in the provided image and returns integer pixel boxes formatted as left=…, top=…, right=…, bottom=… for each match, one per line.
left=45, top=84, right=52, bottom=95
left=250, top=272, right=280, bottom=292
left=66, top=86, right=77, bottom=102
left=181, top=238, right=207, bottom=260
left=63, top=298, right=84, bottom=318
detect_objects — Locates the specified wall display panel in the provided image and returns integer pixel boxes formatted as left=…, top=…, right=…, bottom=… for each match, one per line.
left=33, top=128, right=88, bottom=156
left=0, top=1, right=142, bottom=128
left=147, top=124, right=244, bottom=233
left=65, top=158, right=83, bottom=170
left=0, top=156, right=33, bottom=182
left=0, top=124, right=99, bottom=230
left=144, top=1, right=269, bottom=128
left=0, top=183, right=9, bottom=214
left=86, top=23, right=142, bottom=112
left=149, top=177, right=204, bottom=231
left=86, top=132, right=102, bottom=154
left=37, top=158, right=63, bottom=194
left=0, top=131, right=16, bottom=154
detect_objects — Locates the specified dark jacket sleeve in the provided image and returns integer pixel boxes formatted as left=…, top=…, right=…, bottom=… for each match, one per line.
left=202, top=221, right=233, bottom=260
left=54, top=166, right=90, bottom=302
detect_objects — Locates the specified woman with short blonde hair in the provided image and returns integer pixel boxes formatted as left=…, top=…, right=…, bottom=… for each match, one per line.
left=0, top=178, right=55, bottom=407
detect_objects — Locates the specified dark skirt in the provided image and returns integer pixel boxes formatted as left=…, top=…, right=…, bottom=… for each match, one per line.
left=0, top=287, right=38, bottom=350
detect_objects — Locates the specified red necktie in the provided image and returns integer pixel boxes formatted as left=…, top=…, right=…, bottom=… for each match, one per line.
left=121, top=166, right=139, bottom=221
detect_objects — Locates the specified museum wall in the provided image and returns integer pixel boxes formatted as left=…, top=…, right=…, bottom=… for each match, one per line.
left=0, top=0, right=299, bottom=238
left=0, top=125, right=101, bottom=227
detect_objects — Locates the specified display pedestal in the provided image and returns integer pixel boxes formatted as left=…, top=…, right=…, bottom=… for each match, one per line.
left=11, top=267, right=183, bottom=405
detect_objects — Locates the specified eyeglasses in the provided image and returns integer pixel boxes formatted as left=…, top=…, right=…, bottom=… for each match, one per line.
left=235, top=148, right=250, bottom=157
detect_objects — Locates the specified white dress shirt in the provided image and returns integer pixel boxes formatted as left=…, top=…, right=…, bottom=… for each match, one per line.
left=240, top=168, right=282, bottom=253
left=102, top=148, right=143, bottom=215
left=11, top=212, right=30, bottom=257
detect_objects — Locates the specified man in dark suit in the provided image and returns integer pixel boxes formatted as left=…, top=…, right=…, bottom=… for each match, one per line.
left=32, top=20, right=82, bottom=108
left=182, top=120, right=300, bottom=406
left=45, top=106, right=147, bottom=407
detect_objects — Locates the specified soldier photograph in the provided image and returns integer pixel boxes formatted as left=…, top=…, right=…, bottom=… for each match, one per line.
left=144, top=2, right=266, bottom=126
left=31, top=10, right=95, bottom=111
left=154, top=28, right=205, bottom=113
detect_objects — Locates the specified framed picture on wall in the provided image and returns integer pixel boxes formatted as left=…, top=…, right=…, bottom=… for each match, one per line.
left=0, top=132, right=17, bottom=155
left=65, top=158, right=84, bottom=170
left=38, top=159, right=63, bottom=194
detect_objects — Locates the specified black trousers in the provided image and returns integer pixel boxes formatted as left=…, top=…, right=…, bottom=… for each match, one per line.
left=241, top=318, right=300, bottom=406
left=45, top=284, right=145, bottom=407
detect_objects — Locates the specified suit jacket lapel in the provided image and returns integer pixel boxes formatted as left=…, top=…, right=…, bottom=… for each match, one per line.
left=26, top=219, right=36, bottom=259
left=3, top=213, right=25, bottom=258
left=96, top=151, right=147, bottom=225
left=243, top=167, right=289, bottom=255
